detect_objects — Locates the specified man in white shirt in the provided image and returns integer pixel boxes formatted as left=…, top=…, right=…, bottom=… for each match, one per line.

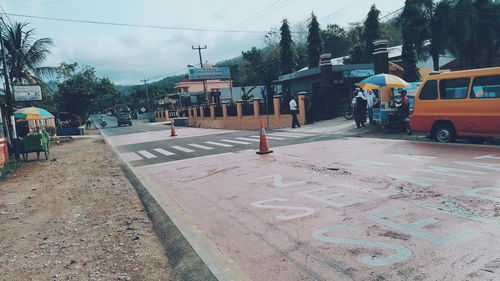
left=289, top=95, right=301, bottom=128
left=365, top=89, right=378, bottom=125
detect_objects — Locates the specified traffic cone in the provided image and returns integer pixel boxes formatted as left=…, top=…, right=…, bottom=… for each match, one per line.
left=170, top=120, right=177, bottom=137
left=256, top=119, right=273, bottom=155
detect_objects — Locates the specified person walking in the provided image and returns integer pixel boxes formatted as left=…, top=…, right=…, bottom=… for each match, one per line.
left=353, top=88, right=367, bottom=128
left=365, top=89, right=377, bottom=125
left=289, top=95, right=301, bottom=128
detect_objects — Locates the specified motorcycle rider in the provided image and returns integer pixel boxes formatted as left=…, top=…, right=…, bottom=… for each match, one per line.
left=395, top=89, right=411, bottom=134
left=100, top=115, right=107, bottom=128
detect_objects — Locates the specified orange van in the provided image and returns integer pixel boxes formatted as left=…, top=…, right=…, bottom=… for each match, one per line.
left=410, top=67, right=500, bottom=143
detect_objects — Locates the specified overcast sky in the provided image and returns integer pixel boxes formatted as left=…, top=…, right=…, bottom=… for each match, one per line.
left=3, top=0, right=404, bottom=85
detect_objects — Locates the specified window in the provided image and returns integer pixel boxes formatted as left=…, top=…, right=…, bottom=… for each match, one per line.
left=439, top=78, right=470, bottom=99
left=471, top=75, right=500, bottom=99
left=419, top=80, right=438, bottom=100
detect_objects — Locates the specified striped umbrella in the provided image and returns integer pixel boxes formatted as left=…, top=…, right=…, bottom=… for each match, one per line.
left=356, top=73, right=410, bottom=90
left=14, top=107, right=54, bottom=121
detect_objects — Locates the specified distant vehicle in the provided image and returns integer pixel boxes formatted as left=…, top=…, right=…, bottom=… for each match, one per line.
left=410, top=67, right=500, bottom=143
left=117, top=111, right=132, bottom=127
left=106, top=111, right=113, bottom=116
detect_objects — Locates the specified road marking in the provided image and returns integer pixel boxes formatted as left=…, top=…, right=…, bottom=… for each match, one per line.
left=236, top=137, right=260, bottom=142
left=205, top=141, right=234, bottom=147
left=171, top=146, right=195, bottom=153
left=221, top=139, right=251, bottom=145
left=137, top=150, right=157, bottom=159
left=153, top=148, right=175, bottom=156
left=268, top=133, right=307, bottom=138
left=250, top=135, right=284, bottom=140
left=188, top=144, right=214, bottom=150
left=121, top=152, right=143, bottom=162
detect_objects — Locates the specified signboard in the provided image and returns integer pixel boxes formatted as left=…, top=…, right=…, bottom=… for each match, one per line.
left=13, top=85, right=42, bottom=101
left=188, top=67, right=230, bottom=80
left=343, top=69, right=375, bottom=78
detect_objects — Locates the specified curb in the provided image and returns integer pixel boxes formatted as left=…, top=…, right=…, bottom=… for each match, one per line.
left=98, top=134, right=218, bottom=281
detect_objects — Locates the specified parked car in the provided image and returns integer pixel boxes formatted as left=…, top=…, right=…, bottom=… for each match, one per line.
left=117, top=111, right=132, bottom=127
left=410, top=67, right=500, bottom=143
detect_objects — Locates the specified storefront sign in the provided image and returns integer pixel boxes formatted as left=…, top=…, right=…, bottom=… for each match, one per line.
left=13, top=85, right=42, bottom=101
left=343, top=69, right=375, bottom=78
left=188, top=67, right=230, bottom=80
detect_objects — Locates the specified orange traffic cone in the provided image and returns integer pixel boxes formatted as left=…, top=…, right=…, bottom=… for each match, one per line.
left=256, top=119, right=273, bottom=155
left=170, top=120, right=177, bottom=137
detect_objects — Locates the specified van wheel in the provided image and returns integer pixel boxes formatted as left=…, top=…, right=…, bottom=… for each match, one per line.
left=434, top=123, right=456, bottom=143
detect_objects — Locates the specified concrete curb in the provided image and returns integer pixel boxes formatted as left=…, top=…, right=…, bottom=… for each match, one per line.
left=98, top=134, right=218, bottom=281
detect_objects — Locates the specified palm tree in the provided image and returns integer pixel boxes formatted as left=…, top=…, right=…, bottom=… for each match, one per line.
left=2, top=21, right=54, bottom=84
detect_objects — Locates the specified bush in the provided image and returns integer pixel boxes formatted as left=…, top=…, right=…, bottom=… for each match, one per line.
left=0, top=159, right=22, bottom=180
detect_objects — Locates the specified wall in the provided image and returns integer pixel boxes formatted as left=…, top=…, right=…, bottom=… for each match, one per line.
left=187, top=94, right=306, bottom=130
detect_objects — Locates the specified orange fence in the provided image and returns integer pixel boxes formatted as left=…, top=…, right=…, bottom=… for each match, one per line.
left=0, top=138, right=8, bottom=168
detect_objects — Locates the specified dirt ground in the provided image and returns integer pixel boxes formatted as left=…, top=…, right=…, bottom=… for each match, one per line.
left=0, top=134, right=176, bottom=281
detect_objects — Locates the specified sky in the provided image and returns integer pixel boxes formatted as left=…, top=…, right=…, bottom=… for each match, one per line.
left=3, top=0, right=405, bottom=85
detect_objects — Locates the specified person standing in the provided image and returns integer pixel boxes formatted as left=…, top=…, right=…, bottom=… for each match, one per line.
left=365, top=89, right=377, bottom=125
left=289, top=95, right=301, bottom=128
left=353, top=88, right=367, bottom=128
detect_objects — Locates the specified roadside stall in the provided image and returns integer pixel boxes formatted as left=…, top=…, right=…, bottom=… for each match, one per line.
left=14, top=107, right=53, bottom=160
left=356, top=74, right=410, bottom=133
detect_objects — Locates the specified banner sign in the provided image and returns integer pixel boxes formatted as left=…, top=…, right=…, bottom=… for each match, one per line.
left=13, top=85, right=43, bottom=101
left=343, top=69, right=375, bottom=78
left=188, top=67, right=230, bottom=80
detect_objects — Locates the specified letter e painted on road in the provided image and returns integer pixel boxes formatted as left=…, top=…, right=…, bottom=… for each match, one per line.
left=250, top=198, right=315, bottom=220
left=312, top=225, right=413, bottom=266
left=255, top=174, right=306, bottom=188
left=369, top=209, right=475, bottom=245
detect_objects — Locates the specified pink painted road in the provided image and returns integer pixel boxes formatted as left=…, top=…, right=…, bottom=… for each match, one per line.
left=124, top=136, right=500, bottom=281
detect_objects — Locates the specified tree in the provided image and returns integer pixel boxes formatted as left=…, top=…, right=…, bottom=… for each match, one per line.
left=321, top=24, right=349, bottom=57
left=55, top=65, right=98, bottom=117
left=429, top=0, right=452, bottom=70
left=363, top=5, right=381, bottom=61
left=2, top=22, right=54, bottom=84
left=279, top=18, right=295, bottom=75
left=307, top=12, right=322, bottom=68
left=400, top=0, right=433, bottom=80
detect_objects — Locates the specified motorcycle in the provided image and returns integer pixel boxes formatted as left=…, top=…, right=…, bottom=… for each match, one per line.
left=100, top=119, right=107, bottom=128
left=380, top=112, right=411, bottom=134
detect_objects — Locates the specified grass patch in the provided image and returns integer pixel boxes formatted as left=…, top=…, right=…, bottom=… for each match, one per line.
left=0, top=159, right=22, bottom=180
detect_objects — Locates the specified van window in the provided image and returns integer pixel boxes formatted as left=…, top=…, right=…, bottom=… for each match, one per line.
left=419, top=80, right=438, bottom=100
left=439, top=78, right=470, bottom=99
left=471, top=75, right=500, bottom=99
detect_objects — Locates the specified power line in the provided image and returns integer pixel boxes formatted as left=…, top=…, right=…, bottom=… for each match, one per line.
left=380, top=7, right=403, bottom=20
left=4, top=12, right=272, bottom=33
left=320, top=0, right=371, bottom=21
left=0, top=3, right=13, bottom=26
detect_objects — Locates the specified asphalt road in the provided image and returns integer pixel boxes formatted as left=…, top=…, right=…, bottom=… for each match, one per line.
left=96, top=119, right=500, bottom=281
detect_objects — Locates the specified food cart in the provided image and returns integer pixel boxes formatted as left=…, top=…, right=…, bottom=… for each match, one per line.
left=22, top=130, right=49, bottom=160
left=14, top=107, right=54, bottom=161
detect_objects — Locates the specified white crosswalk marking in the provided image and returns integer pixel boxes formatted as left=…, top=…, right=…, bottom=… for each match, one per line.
left=172, top=146, right=195, bottom=153
left=268, top=133, right=307, bottom=138
left=221, top=139, right=251, bottom=145
left=138, top=150, right=157, bottom=159
left=250, top=135, right=284, bottom=140
left=153, top=148, right=175, bottom=156
left=236, top=137, right=260, bottom=142
left=121, top=152, right=143, bottom=162
left=205, top=141, right=234, bottom=147
left=188, top=144, right=214, bottom=150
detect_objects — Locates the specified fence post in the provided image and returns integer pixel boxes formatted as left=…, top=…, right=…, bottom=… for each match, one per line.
left=236, top=100, right=243, bottom=118
left=222, top=103, right=228, bottom=119
left=253, top=98, right=261, bottom=118
left=273, top=95, right=281, bottom=117
left=210, top=103, right=215, bottom=119
left=188, top=107, right=192, bottom=118
left=297, top=92, right=306, bottom=124
left=199, top=105, right=205, bottom=120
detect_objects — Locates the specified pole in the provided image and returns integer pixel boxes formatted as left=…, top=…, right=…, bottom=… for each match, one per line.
left=0, top=17, right=19, bottom=159
left=141, top=79, right=150, bottom=112
left=192, top=45, right=208, bottom=102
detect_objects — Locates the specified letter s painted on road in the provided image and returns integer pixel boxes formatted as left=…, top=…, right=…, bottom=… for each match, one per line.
left=312, top=225, right=413, bottom=266
left=250, top=198, right=315, bottom=220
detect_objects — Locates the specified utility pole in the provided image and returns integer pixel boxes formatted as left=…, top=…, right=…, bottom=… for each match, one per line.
left=140, top=79, right=150, bottom=112
left=0, top=17, right=18, bottom=159
left=192, top=45, right=208, bottom=102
